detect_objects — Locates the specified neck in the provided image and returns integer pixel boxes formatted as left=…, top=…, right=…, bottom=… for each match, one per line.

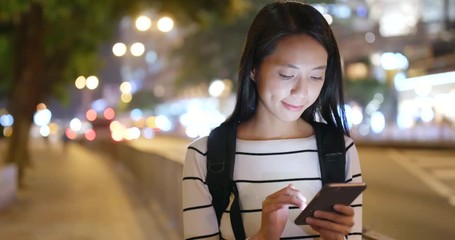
left=237, top=116, right=313, bottom=140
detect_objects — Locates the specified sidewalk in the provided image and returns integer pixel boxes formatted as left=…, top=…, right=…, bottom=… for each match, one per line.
left=0, top=139, right=178, bottom=240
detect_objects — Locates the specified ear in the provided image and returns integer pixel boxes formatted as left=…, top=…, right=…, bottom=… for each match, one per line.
left=250, top=69, right=256, bottom=82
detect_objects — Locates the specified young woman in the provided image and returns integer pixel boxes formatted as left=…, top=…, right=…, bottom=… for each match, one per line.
left=182, top=1, right=363, bottom=239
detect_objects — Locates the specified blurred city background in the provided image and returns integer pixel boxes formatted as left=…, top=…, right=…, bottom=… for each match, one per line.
left=0, top=0, right=454, bottom=239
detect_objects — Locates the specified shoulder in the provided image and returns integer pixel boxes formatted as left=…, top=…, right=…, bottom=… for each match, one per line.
left=187, top=136, right=208, bottom=154
left=184, top=136, right=208, bottom=166
left=343, top=135, right=360, bottom=166
left=183, top=136, right=209, bottom=177
left=344, top=135, right=356, bottom=149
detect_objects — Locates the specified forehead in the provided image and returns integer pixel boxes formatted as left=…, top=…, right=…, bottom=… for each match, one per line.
left=264, top=34, right=328, bottom=66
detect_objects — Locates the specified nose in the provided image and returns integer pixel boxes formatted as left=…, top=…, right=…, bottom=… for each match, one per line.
left=290, top=78, right=308, bottom=97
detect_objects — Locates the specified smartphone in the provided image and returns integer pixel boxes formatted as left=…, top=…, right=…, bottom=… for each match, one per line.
left=294, top=182, right=367, bottom=225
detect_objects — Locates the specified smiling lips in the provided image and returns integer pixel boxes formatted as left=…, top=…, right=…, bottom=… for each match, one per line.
left=282, top=101, right=304, bottom=112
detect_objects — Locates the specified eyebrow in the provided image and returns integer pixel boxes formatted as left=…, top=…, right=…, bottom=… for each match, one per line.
left=282, top=64, right=326, bottom=70
left=312, top=65, right=327, bottom=70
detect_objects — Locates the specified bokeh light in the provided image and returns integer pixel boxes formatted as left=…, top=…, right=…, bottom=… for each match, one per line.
left=49, top=122, right=59, bottom=135
left=3, top=127, right=13, bottom=137
left=323, top=13, right=333, bottom=25
left=157, top=16, right=174, bottom=32
left=65, top=128, right=77, bottom=140
left=33, top=109, right=52, bottom=127
left=130, top=42, right=145, bottom=56
left=120, top=82, right=132, bottom=93
left=135, top=16, right=152, bottom=31
left=112, top=43, right=127, bottom=57
left=75, top=76, right=86, bottom=89
left=110, top=121, right=126, bottom=142
left=130, top=109, right=143, bottom=121
left=36, top=103, right=47, bottom=111
left=121, top=93, right=132, bottom=103
left=85, top=129, right=96, bottom=141
left=86, top=76, right=99, bottom=90
left=365, top=32, right=376, bottom=43
left=371, top=111, right=385, bottom=134
left=39, top=125, right=50, bottom=137
left=380, top=52, right=409, bottom=70
left=0, top=114, right=14, bottom=127
left=208, top=80, right=225, bottom=97
left=86, top=109, right=97, bottom=121
left=142, top=127, right=155, bottom=139
left=156, top=115, right=172, bottom=132
left=103, top=108, right=115, bottom=120
left=70, top=118, right=82, bottom=132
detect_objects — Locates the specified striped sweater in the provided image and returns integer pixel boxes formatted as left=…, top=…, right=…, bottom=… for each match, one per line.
left=182, top=135, right=363, bottom=240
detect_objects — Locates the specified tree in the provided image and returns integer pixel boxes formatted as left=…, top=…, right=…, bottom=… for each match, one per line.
left=0, top=0, right=232, bottom=187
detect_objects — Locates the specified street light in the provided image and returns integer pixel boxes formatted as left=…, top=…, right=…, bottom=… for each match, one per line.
left=120, top=81, right=133, bottom=103
left=112, top=13, right=177, bottom=107
left=120, top=81, right=132, bottom=93
left=112, top=43, right=127, bottom=57
left=130, top=42, right=145, bottom=56
left=74, top=75, right=100, bottom=120
left=209, top=80, right=225, bottom=97
left=74, top=75, right=99, bottom=90
left=113, top=15, right=174, bottom=58
left=86, top=76, right=99, bottom=90
left=135, top=15, right=152, bottom=31
left=208, top=79, right=232, bottom=97
left=157, top=16, right=174, bottom=32
left=75, top=76, right=86, bottom=89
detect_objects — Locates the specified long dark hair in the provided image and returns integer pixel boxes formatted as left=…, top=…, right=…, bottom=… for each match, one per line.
left=226, top=1, right=349, bottom=135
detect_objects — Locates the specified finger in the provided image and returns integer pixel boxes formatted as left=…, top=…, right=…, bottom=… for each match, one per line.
left=333, top=204, right=354, bottom=216
left=306, top=216, right=352, bottom=235
left=262, top=203, right=287, bottom=214
left=270, top=184, right=306, bottom=201
left=284, top=185, right=307, bottom=209
left=308, top=223, right=339, bottom=238
left=265, top=186, right=307, bottom=207
left=287, top=184, right=307, bottom=203
left=264, top=194, right=306, bottom=210
left=314, top=210, right=354, bottom=228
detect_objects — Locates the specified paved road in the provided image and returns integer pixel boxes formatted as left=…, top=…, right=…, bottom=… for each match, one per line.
left=360, top=146, right=455, bottom=240
left=0, top=139, right=178, bottom=240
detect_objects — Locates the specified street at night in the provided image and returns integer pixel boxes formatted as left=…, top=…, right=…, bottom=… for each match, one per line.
left=1, top=0, right=454, bottom=239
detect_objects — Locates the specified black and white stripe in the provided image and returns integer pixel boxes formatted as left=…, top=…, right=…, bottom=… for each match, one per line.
left=182, top=136, right=363, bottom=240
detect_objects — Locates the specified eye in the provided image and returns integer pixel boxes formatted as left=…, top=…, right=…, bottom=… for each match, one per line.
left=279, top=73, right=294, bottom=80
left=310, top=76, right=324, bottom=81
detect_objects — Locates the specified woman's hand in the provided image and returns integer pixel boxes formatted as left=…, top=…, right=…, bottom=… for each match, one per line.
left=306, top=204, right=354, bottom=240
left=250, top=184, right=307, bottom=240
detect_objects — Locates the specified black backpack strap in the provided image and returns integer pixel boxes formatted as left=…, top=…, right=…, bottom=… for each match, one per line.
left=313, top=122, right=346, bottom=185
left=206, top=122, right=246, bottom=239
left=206, top=121, right=345, bottom=239
left=230, top=184, right=245, bottom=240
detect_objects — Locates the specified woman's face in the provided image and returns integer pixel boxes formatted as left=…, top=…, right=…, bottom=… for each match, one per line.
left=253, top=34, right=328, bottom=123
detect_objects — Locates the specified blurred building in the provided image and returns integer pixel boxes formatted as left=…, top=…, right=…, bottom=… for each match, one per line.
left=314, top=0, right=455, bottom=143
left=87, top=0, right=455, bottom=141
